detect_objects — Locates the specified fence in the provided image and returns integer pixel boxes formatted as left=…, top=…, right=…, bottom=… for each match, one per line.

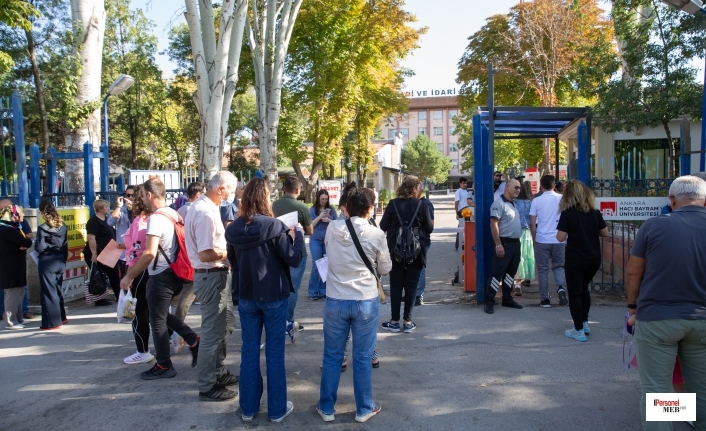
left=0, top=93, right=28, bottom=204
left=588, top=178, right=672, bottom=295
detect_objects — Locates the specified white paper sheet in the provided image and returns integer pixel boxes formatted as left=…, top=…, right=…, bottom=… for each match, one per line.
left=29, top=250, right=39, bottom=265
left=277, top=211, right=299, bottom=228
left=315, top=256, right=328, bottom=282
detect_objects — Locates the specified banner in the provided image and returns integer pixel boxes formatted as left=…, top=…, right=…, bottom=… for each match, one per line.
left=595, top=197, right=669, bottom=220
left=319, top=180, right=342, bottom=205
left=524, top=168, right=541, bottom=195
left=40, top=206, right=90, bottom=300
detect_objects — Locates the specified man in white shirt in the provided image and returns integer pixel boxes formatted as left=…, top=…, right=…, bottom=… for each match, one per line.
left=185, top=171, right=239, bottom=401
left=454, top=177, right=470, bottom=250
left=120, top=178, right=200, bottom=380
left=493, top=171, right=506, bottom=202
left=529, top=175, right=567, bottom=308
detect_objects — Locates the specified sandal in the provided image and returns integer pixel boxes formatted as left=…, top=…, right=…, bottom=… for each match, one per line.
left=372, top=360, right=380, bottom=368
left=319, top=361, right=348, bottom=372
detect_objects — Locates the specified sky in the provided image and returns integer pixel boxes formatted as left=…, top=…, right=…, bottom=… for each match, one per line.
left=140, top=0, right=523, bottom=89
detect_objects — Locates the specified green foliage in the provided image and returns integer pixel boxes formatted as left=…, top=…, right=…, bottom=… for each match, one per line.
left=379, top=189, right=391, bottom=204
left=594, top=0, right=706, bottom=176
left=401, top=134, right=453, bottom=184
left=0, top=0, right=39, bottom=72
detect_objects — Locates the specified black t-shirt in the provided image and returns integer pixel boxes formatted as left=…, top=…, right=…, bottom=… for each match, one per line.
left=84, top=215, right=115, bottom=261
left=556, top=208, right=606, bottom=260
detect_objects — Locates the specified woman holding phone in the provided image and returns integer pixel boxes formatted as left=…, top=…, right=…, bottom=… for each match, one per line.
left=308, top=189, right=337, bottom=300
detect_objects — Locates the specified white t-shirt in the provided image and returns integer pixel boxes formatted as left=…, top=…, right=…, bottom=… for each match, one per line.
left=184, top=195, right=228, bottom=269
left=373, top=191, right=379, bottom=206
left=529, top=190, right=563, bottom=244
left=146, top=207, right=180, bottom=275
left=454, top=187, right=469, bottom=210
left=494, top=182, right=506, bottom=202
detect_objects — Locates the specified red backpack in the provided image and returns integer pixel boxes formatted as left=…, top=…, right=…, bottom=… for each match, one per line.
left=152, top=208, right=194, bottom=283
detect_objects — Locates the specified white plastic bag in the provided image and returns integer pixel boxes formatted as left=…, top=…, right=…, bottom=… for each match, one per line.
left=117, top=290, right=137, bottom=323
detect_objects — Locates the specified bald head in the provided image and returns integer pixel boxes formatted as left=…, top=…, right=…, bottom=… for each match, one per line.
left=504, top=179, right=521, bottom=201
left=0, top=198, right=11, bottom=208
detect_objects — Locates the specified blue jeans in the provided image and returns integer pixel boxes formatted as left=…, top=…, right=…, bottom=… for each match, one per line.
left=239, top=298, right=288, bottom=419
left=416, top=244, right=431, bottom=297
left=319, top=298, right=379, bottom=417
left=308, top=239, right=326, bottom=298
left=287, top=255, right=307, bottom=322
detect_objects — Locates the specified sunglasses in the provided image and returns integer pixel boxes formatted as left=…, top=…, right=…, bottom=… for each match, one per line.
left=125, top=193, right=134, bottom=197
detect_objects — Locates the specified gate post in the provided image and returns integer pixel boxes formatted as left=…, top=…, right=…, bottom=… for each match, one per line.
left=29, top=143, right=40, bottom=208
left=680, top=118, right=691, bottom=176
left=83, top=143, right=95, bottom=214
left=11, top=92, right=28, bottom=207
left=99, top=143, right=109, bottom=192
left=46, top=147, right=57, bottom=194
left=577, top=121, right=588, bottom=185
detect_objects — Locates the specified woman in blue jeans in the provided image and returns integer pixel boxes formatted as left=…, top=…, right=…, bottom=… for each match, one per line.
left=226, top=178, right=304, bottom=423
left=317, top=187, right=392, bottom=423
left=308, top=189, right=337, bottom=299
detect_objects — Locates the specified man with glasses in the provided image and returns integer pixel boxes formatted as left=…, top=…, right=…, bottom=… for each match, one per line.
left=493, top=171, right=506, bottom=202
left=109, top=185, right=136, bottom=277
left=485, top=179, right=524, bottom=314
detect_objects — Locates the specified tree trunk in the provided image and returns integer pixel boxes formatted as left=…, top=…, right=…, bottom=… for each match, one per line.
left=25, top=28, right=50, bottom=152
left=65, top=0, right=105, bottom=193
left=293, top=160, right=319, bottom=203
left=662, top=119, right=676, bottom=177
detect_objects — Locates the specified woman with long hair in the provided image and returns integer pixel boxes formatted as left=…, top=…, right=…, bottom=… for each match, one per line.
left=35, top=201, right=69, bottom=330
left=121, top=184, right=155, bottom=364
left=308, top=189, right=337, bottom=300
left=317, top=187, right=391, bottom=423
left=556, top=180, right=609, bottom=342
left=513, top=181, right=535, bottom=295
left=379, top=176, right=433, bottom=333
left=226, top=178, right=304, bottom=423
left=0, top=204, right=33, bottom=329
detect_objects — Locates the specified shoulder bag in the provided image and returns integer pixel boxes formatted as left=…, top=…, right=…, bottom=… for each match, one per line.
left=345, top=218, right=385, bottom=302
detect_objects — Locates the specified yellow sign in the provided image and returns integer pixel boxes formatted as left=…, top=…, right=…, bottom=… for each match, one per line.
left=40, top=206, right=89, bottom=262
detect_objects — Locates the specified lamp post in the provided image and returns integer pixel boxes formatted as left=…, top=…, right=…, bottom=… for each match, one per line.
left=103, top=74, right=135, bottom=149
left=661, top=0, right=706, bottom=171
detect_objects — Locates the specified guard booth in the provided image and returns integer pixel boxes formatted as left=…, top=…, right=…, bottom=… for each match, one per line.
left=472, top=64, right=591, bottom=304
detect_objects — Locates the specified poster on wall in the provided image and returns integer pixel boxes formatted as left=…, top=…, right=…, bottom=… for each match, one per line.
left=318, top=180, right=342, bottom=205
left=595, top=197, right=669, bottom=221
left=41, top=206, right=90, bottom=301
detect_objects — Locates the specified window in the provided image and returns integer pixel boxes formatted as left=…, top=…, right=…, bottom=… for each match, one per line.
left=449, top=143, right=458, bottom=152
left=433, top=127, right=443, bottom=136
left=448, top=126, right=456, bottom=136
left=399, top=128, right=409, bottom=137
left=452, top=159, right=459, bottom=169
left=418, top=111, right=427, bottom=121
left=448, top=109, right=458, bottom=120
left=388, top=129, right=397, bottom=139
left=437, top=143, right=444, bottom=152
left=418, top=127, right=427, bottom=136
left=433, top=110, right=443, bottom=120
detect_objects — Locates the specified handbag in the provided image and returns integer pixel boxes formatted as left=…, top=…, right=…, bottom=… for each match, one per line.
left=345, top=218, right=386, bottom=302
left=88, top=262, right=111, bottom=295
left=84, top=264, right=114, bottom=303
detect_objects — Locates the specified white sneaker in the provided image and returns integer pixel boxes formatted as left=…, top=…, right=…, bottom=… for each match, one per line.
left=124, top=351, right=155, bottom=365
left=270, top=401, right=294, bottom=423
left=5, top=323, right=25, bottom=330
left=564, top=328, right=587, bottom=342
left=170, top=332, right=185, bottom=354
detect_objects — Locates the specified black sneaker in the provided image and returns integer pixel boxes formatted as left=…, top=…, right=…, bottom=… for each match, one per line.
left=502, top=301, right=523, bottom=309
left=189, top=336, right=200, bottom=368
left=199, top=384, right=237, bottom=401
left=540, top=299, right=551, bottom=308
left=94, top=299, right=112, bottom=307
left=415, top=296, right=423, bottom=306
left=484, top=303, right=494, bottom=314
left=141, top=363, right=177, bottom=380
left=298, top=324, right=304, bottom=332
left=558, top=289, right=568, bottom=306
left=217, top=370, right=239, bottom=386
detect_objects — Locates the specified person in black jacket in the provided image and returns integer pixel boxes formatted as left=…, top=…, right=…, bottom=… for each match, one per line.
left=225, top=178, right=304, bottom=423
left=0, top=204, right=33, bottom=329
left=35, top=201, right=69, bottom=330
left=379, top=176, right=434, bottom=333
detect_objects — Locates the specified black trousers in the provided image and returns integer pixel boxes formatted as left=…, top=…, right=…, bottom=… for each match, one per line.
left=147, top=269, right=197, bottom=366
left=485, top=239, right=521, bottom=305
left=38, top=256, right=67, bottom=328
left=389, top=262, right=423, bottom=322
left=130, top=269, right=151, bottom=353
left=565, top=258, right=601, bottom=331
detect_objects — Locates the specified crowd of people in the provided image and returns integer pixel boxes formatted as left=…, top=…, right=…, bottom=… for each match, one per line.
left=2, top=168, right=704, bottom=429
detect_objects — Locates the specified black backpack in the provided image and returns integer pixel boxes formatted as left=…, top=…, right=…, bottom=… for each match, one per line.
left=391, top=199, right=422, bottom=265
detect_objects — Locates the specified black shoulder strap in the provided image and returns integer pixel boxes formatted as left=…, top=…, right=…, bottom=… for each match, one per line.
left=410, top=200, right=422, bottom=226
left=151, top=209, right=174, bottom=270
left=345, top=218, right=379, bottom=281
left=391, top=200, right=404, bottom=226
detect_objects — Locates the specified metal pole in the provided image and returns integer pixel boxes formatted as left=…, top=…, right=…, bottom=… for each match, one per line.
left=12, top=92, right=28, bottom=207
left=555, top=136, right=560, bottom=179
left=701, top=56, right=706, bottom=171
left=103, top=94, right=110, bottom=147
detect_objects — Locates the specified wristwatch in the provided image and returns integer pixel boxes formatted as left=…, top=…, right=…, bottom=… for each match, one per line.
left=495, top=245, right=503, bottom=248
left=627, top=303, right=637, bottom=309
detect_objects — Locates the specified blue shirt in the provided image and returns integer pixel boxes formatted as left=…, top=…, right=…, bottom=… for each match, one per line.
left=309, top=206, right=338, bottom=242
left=108, top=205, right=132, bottom=260
left=515, top=199, right=531, bottom=229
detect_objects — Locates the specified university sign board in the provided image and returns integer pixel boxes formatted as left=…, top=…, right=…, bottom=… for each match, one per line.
left=595, top=197, right=669, bottom=221
left=318, top=180, right=342, bottom=205
left=40, top=206, right=90, bottom=301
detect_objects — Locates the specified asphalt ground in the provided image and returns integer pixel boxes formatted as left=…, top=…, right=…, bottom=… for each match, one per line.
left=0, top=195, right=691, bottom=431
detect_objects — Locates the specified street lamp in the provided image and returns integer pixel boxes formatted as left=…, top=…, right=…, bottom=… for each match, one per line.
left=660, top=0, right=706, bottom=171
left=103, top=74, right=135, bottom=148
